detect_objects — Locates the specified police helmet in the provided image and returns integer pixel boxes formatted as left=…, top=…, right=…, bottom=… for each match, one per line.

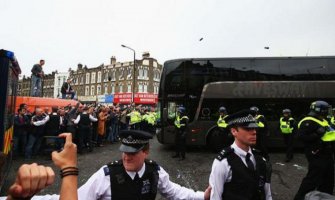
left=310, top=101, right=330, bottom=117
left=282, top=109, right=291, bottom=114
left=177, top=106, right=186, bottom=114
left=250, top=106, right=259, bottom=113
left=219, top=106, right=227, bottom=113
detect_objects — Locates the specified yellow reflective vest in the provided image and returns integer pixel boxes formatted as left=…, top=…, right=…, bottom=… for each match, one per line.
left=298, top=116, right=335, bottom=142
left=127, top=110, right=142, bottom=125
left=280, top=117, right=294, bottom=134
left=217, top=115, right=228, bottom=128
left=256, top=115, right=265, bottom=128
left=143, top=112, right=156, bottom=126
left=174, top=115, right=189, bottom=129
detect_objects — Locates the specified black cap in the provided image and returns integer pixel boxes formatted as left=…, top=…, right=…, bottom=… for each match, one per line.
left=119, top=130, right=153, bottom=153
left=225, top=109, right=258, bottom=128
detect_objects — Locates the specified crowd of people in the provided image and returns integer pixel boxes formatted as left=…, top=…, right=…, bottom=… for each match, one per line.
left=9, top=99, right=335, bottom=200
left=13, top=102, right=159, bottom=159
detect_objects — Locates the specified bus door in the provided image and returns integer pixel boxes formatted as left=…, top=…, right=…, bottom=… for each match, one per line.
left=159, top=101, right=179, bottom=144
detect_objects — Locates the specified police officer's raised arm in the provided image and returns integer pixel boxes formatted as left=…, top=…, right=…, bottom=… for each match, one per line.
left=157, top=166, right=206, bottom=200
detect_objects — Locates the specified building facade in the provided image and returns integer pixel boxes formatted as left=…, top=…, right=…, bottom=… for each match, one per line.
left=71, top=52, right=162, bottom=104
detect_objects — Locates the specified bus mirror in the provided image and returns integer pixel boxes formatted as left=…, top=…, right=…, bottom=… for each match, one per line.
left=163, top=108, right=168, bottom=122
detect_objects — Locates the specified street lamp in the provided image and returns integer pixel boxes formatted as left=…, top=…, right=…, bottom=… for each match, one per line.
left=121, top=44, right=136, bottom=103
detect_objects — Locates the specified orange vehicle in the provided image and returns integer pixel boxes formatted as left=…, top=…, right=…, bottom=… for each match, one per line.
left=15, top=96, right=79, bottom=113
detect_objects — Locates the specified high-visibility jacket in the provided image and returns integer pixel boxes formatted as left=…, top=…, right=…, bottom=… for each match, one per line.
left=331, top=116, right=335, bottom=126
left=143, top=112, right=156, bottom=126
left=256, top=115, right=265, bottom=128
left=298, top=116, right=335, bottom=142
left=217, top=115, right=228, bottom=128
left=127, top=110, right=142, bottom=125
left=174, top=115, right=189, bottom=129
left=280, top=117, right=294, bottom=134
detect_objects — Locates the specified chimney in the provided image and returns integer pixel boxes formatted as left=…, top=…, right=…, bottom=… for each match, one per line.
left=111, top=56, right=116, bottom=65
left=142, top=52, right=150, bottom=58
left=77, top=63, right=83, bottom=70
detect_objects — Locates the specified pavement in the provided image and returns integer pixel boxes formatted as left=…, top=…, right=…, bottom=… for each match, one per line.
left=2, top=137, right=311, bottom=199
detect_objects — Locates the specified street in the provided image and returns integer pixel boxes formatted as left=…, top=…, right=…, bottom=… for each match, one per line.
left=2, top=137, right=308, bottom=199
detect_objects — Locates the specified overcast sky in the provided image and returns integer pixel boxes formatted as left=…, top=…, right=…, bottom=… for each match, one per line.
left=1, top=0, right=335, bottom=76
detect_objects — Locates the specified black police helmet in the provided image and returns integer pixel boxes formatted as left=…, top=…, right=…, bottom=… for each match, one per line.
left=219, top=106, right=227, bottom=113
left=283, top=109, right=291, bottom=114
left=250, top=106, right=259, bottom=115
left=177, top=106, right=186, bottom=114
left=310, top=101, right=330, bottom=117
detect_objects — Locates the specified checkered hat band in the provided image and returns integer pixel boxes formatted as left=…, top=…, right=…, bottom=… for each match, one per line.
left=228, top=115, right=256, bottom=126
left=122, top=138, right=148, bottom=145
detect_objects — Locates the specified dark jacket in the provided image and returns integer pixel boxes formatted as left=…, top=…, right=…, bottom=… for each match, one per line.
left=14, top=114, right=29, bottom=136
left=61, top=82, right=73, bottom=94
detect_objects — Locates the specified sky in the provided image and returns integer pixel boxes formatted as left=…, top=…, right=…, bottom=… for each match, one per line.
left=1, top=0, right=335, bottom=77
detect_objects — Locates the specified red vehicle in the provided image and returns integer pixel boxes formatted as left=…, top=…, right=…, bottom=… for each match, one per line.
left=15, top=96, right=79, bottom=113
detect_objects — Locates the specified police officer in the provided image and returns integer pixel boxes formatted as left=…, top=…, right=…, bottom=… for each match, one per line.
left=127, top=105, right=142, bottom=130
left=77, top=130, right=211, bottom=200
left=279, top=109, right=296, bottom=162
left=294, top=101, right=335, bottom=200
left=141, top=108, right=156, bottom=134
left=209, top=109, right=272, bottom=200
left=217, top=106, right=231, bottom=148
left=329, top=108, right=335, bottom=129
left=172, top=106, right=189, bottom=161
left=250, top=106, right=269, bottom=160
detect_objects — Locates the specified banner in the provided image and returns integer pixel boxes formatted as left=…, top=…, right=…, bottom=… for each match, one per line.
left=113, top=93, right=157, bottom=104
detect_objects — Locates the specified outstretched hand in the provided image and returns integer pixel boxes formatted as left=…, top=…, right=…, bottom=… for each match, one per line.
left=7, top=163, right=55, bottom=200
left=52, top=133, right=77, bottom=169
left=204, top=185, right=212, bottom=200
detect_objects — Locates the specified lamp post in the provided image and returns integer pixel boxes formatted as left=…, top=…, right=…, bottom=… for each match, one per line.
left=121, top=44, right=136, bottom=104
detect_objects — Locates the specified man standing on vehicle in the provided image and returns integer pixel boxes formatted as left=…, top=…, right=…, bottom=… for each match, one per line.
left=172, top=106, right=189, bottom=161
left=294, top=101, right=335, bottom=200
left=279, top=109, right=296, bottom=162
left=30, top=59, right=45, bottom=97
left=209, top=109, right=272, bottom=200
left=61, top=78, right=76, bottom=99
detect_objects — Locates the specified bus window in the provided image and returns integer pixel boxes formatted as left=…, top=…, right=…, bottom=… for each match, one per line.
left=167, top=102, right=177, bottom=120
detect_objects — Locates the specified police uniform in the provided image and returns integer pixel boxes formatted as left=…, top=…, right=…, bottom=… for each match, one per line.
left=209, top=110, right=272, bottom=200
left=127, top=109, right=142, bottom=130
left=294, top=101, right=335, bottom=200
left=173, top=108, right=189, bottom=160
left=217, top=113, right=232, bottom=149
left=255, top=113, right=269, bottom=160
left=279, top=110, right=296, bottom=162
left=77, top=130, right=205, bottom=200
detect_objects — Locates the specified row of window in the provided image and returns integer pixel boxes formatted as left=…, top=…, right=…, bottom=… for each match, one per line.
left=73, top=68, right=161, bottom=85
left=81, top=83, right=160, bottom=96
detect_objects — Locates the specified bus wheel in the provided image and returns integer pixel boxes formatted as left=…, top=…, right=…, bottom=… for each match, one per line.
left=207, top=128, right=226, bottom=153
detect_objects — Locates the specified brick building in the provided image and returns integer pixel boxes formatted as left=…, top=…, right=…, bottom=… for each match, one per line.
left=71, top=52, right=162, bottom=104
